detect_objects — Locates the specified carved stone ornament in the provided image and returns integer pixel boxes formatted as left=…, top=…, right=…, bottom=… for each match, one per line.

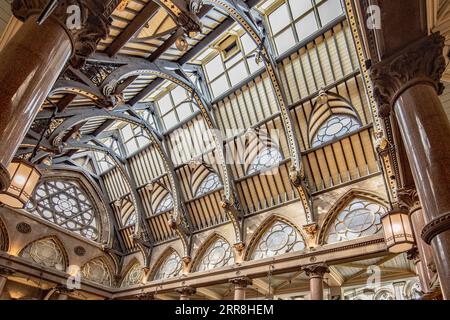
left=421, top=212, right=450, bottom=245
left=303, top=223, right=319, bottom=239
left=16, top=222, right=32, bottom=234
left=303, top=263, right=330, bottom=278
left=229, top=276, right=252, bottom=288
left=397, top=188, right=421, bottom=213
left=370, top=33, right=446, bottom=118
left=176, top=286, right=196, bottom=296
left=189, top=0, right=203, bottom=14
left=12, top=0, right=117, bottom=67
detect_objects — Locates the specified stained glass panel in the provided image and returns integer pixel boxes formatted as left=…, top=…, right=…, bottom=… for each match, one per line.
left=196, top=238, right=234, bottom=272
left=311, top=115, right=361, bottom=147
left=248, top=147, right=283, bottom=175
left=154, top=251, right=182, bottom=280
left=195, top=173, right=222, bottom=197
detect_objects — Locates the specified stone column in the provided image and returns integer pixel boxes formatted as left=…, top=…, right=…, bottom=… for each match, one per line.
left=177, top=287, right=196, bottom=300
left=230, top=277, right=252, bottom=300
left=0, top=0, right=113, bottom=191
left=303, top=264, right=329, bottom=300
left=370, top=33, right=450, bottom=299
left=400, top=188, right=437, bottom=293
left=0, top=268, right=15, bottom=297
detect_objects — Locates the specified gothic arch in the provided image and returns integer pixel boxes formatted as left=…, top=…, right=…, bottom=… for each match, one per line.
left=189, top=163, right=222, bottom=198
left=19, top=236, right=69, bottom=272
left=81, top=255, right=116, bottom=287
left=317, top=189, right=389, bottom=245
left=245, top=215, right=306, bottom=261
left=0, top=216, right=9, bottom=252
left=149, top=246, right=183, bottom=281
left=191, top=232, right=235, bottom=272
left=27, top=167, right=112, bottom=246
left=120, top=258, right=144, bottom=288
left=307, top=91, right=362, bottom=148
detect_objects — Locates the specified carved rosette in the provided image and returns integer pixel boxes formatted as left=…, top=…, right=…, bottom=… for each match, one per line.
left=12, top=0, right=115, bottom=67
left=303, top=264, right=330, bottom=278
left=398, top=188, right=421, bottom=213
left=370, top=33, right=446, bottom=118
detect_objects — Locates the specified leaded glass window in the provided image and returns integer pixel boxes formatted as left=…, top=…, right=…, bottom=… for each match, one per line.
left=196, top=238, right=234, bottom=272
left=155, top=194, right=174, bottom=214
left=195, top=173, right=221, bottom=197
left=250, top=221, right=306, bottom=260
left=311, top=115, right=361, bottom=147
left=20, top=238, right=66, bottom=271
left=82, top=258, right=112, bottom=287
left=122, top=263, right=144, bottom=287
left=93, top=151, right=115, bottom=173
left=120, top=123, right=151, bottom=156
left=124, top=212, right=137, bottom=227
left=325, top=199, right=385, bottom=244
left=247, top=147, right=283, bottom=175
left=156, top=86, right=197, bottom=130
left=154, top=251, right=182, bottom=280
left=26, top=180, right=99, bottom=241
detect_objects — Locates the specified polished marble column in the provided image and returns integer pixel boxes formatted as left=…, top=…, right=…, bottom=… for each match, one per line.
left=371, top=33, right=450, bottom=299
left=0, top=0, right=112, bottom=191
left=303, top=264, right=329, bottom=300
left=230, top=277, right=252, bottom=300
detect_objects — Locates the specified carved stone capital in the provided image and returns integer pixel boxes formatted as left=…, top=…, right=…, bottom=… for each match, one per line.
left=303, top=263, right=330, bottom=278
left=12, top=0, right=117, bottom=67
left=176, top=286, right=196, bottom=296
left=229, top=276, right=252, bottom=288
left=370, top=33, right=446, bottom=118
left=136, top=292, right=155, bottom=300
left=397, top=188, right=421, bottom=213
left=55, top=285, right=75, bottom=294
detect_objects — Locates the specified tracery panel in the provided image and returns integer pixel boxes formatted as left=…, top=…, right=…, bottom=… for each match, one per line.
left=195, top=237, right=234, bottom=272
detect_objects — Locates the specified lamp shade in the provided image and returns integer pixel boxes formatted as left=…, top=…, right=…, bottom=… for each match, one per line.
left=0, top=160, right=41, bottom=208
left=381, top=207, right=415, bottom=253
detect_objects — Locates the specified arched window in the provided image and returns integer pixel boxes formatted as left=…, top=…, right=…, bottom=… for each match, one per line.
left=250, top=220, right=306, bottom=260
left=196, top=237, right=234, bottom=272
left=311, top=114, right=361, bottom=147
left=308, top=91, right=362, bottom=148
left=81, top=257, right=113, bottom=287
left=121, top=263, right=144, bottom=287
left=155, top=193, right=174, bottom=214
left=195, top=172, right=221, bottom=197
left=26, top=180, right=100, bottom=241
left=19, top=237, right=67, bottom=271
left=325, top=199, right=386, bottom=244
left=247, top=147, right=283, bottom=175
left=154, top=250, right=182, bottom=280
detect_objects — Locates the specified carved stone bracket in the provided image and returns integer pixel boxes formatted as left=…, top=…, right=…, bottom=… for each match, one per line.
left=0, top=267, right=16, bottom=278
left=406, top=247, right=420, bottom=263
left=12, top=0, right=116, bottom=67
left=136, top=292, right=155, bottom=300
left=370, top=33, right=446, bottom=118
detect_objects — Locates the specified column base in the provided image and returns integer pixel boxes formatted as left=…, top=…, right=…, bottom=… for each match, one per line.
left=0, top=163, right=10, bottom=192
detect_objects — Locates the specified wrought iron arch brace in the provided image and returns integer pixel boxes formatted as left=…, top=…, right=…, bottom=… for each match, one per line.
left=45, top=108, right=191, bottom=258
left=100, top=61, right=244, bottom=245
left=202, top=0, right=313, bottom=223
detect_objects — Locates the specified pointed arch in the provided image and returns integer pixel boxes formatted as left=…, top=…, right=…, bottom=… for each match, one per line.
left=318, top=189, right=389, bottom=245
left=191, top=233, right=235, bottom=272
left=244, top=129, right=283, bottom=175
left=81, top=256, right=115, bottom=287
left=120, top=258, right=144, bottom=288
left=19, top=236, right=69, bottom=272
left=190, top=163, right=222, bottom=198
left=308, top=91, right=362, bottom=148
left=245, top=215, right=306, bottom=261
left=26, top=168, right=111, bottom=244
left=150, top=247, right=183, bottom=281
left=0, top=216, right=9, bottom=252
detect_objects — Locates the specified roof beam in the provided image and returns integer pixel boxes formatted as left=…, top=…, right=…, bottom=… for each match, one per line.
left=106, top=1, right=161, bottom=57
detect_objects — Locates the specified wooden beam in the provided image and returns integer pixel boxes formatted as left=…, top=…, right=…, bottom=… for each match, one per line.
left=57, top=94, right=77, bottom=112
left=252, top=278, right=271, bottom=296
left=148, top=28, right=184, bottom=62
left=344, top=254, right=398, bottom=283
left=106, top=1, right=161, bottom=57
